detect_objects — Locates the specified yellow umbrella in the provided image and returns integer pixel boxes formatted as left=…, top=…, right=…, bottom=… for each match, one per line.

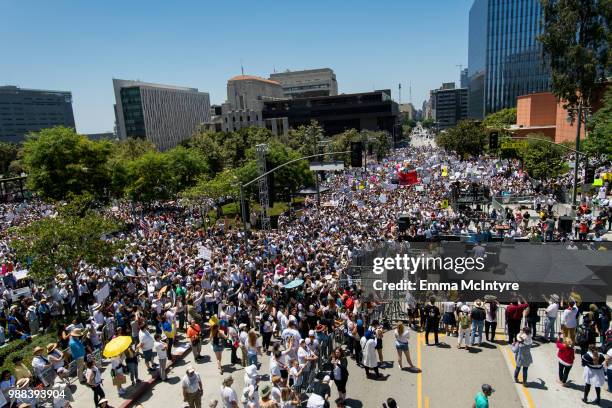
left=208, top=315, right=219, bottom=327
left=103, top=336, right=132, bottom=358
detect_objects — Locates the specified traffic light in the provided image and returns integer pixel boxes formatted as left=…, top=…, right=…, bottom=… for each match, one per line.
left=489, top=132, right=499, bottom=149
left=585, top=167, right=595, bottom=184
left=350, top=142, right=363, bottom=167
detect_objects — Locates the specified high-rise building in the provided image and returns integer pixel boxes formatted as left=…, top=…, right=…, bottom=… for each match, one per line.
left=431, top=82, right=468, bottom=130
left=0, top=85, right=75, bottom=142
left=399, top=103, right=417, bottom=121
left=468, top=0, right=550, bottom=119
left=269, top=68, right=338, bottom=99
left=113, top=79, right=210, bottom=151
left=460, top=68, right=469, bottom=89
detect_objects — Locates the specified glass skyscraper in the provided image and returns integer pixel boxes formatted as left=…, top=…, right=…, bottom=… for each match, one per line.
left=468, top=0, right=551, bottom=119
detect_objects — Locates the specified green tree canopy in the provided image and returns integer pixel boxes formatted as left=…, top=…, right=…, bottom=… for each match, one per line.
left=124, top=151, right=174, bottom=203
left=482, top=108, right=517, bottom=129
left=22, top=127, right=112, bottom=200
left=183, top=129, right=225, bottom=173
left=11, top=211, right=124, bottom=316
left=164, top=146, right=209, bottom=192
left=287, top=121, right=325, bottom=156
left=421, top=118, right=435, bottom=128
left=583, top=85, right=612, bottom=160
left=520, top=135, right=567, bottom=179
left=539, top=0, right=610, bottom=110
left=436, top=120, right=486, bottom=159
left=0, top=142, right=19, bottom=176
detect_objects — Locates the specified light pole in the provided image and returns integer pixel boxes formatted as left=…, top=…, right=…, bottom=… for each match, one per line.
left=566, top=103, right=591, bottom=207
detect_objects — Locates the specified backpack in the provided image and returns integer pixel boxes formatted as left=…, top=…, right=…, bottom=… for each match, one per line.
left=459, top=313, right=470, bottom=329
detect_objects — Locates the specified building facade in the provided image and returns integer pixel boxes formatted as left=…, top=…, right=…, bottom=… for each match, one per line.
left=399, top=103, right=417, bottom=121
left=269, top=68, right=338, bottom=99
left=113, top=79, right=210, bottom=151
left=214, top=75, right=287, bottom=135
left=0, top=85, right=75, bottom=142
left=460, top=68, right=469, bottom=89
left=431, top=83, right=468, bottom=130
left=262, top=90, right=399, bottom=140
left=468, top=0, right=550, bottom=119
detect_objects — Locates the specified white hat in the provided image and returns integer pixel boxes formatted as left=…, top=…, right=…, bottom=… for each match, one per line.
left=461, top=305, right=470, bottom=313
left=245, top=364, right=258, bottom=378
left=322, top=375, right=331, bottom=383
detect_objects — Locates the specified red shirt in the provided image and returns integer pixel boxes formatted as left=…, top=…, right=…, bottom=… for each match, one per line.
left=556, top=340, right=575, bottom=365
left=505, top=303, right=528, bottom=321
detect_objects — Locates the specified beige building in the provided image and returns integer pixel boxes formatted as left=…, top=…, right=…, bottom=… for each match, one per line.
left=269, top=68, right=338, bottom=99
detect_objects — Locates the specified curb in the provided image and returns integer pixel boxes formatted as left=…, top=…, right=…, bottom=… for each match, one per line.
left=118, top=341, right=193, bottom=408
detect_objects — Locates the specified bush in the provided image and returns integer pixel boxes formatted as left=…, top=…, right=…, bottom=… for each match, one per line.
left=0, top=332, right=59, bottom=374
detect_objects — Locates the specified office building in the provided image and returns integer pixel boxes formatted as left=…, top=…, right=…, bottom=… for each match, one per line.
left=460, top=68, right=469, bottom=89
left=86, top=132, right=116, bottom=141
left=422, top=100, right=432, bottom=120
left=431, top=83, right=468, bottom=130
left=262, top=90, right=399, bottom=140
left=113, top=79, right=210, bottom=151
left=399, top=103, right=417, bottom=121
left=269, top=68, right=338, bottom=99
left=216, top=75, right=287, bottom=134
left=468, top=0, right=551, bottom=119
left=0, top=85, right=75, bottom=142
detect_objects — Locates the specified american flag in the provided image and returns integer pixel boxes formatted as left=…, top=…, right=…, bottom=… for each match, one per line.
left=139, top=219, right=149, bottom=236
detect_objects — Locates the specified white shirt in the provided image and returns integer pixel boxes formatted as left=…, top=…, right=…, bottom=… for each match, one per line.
left=561, top=306, right=579, bottom=329
left=154, top=341, right=166, bottom=360
left=394, top=328, right=410, bottom=344
left=220, top=385, right=237, bottom=407
left=138, top=330, right=154, bottom=351
left=182, top=373, right=201, bottom=394
left=546, top=303, right=559, bottom=318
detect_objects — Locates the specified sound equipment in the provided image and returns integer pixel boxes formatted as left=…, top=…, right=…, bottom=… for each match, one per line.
left=350, top=142, right=363, bottom=167
left=398, top=213, right=410, bottom=232
left=559, top=216, right=573, bottom=234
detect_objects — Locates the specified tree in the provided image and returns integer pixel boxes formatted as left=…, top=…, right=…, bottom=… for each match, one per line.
left=111, top=138, right=156, bottom=162
left=0, top=142, right=19, bottom=176
left=182, top=168, right=241, bottom=202
left=22, top=127, right=112, bottom=200
left=184, top=130, right=225, bottom=174
left=403, top=117, right=417, bottom=128
left=539, top=0, right=610, bottom=110
left=11, top=211, right=124, bottom=320
left=287, top=121, right=325, bottom=156
left=436, top=121, right=486, bottom=159
left=482, top=108, right=517, bottom=129
left=421, top=118, right=435, bottom=128
left=164, top=146, right=209, bottom=192
left=583, top=85, right=612, bottom=161
left=124, top=151, right=174, bottom=203
left=520, top=136, right=567, bottom=179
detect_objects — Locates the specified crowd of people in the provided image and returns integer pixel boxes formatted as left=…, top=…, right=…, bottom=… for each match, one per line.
left=0, top=136, right=609, bottom=407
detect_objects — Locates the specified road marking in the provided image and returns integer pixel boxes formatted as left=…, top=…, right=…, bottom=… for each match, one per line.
left=417, top=332, right=423, bottom=408
left=425, top=395, right=430, bottom=408
left=501, top=345, right=536, bottom=408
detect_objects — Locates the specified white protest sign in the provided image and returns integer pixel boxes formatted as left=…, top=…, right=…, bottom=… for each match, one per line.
left=95, top=283, right=110, bottom=304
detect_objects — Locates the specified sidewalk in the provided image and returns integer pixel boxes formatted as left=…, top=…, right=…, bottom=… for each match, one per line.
left=71, top=339, right=191, bottom=408
left=499, top=340, right=612, bottom=407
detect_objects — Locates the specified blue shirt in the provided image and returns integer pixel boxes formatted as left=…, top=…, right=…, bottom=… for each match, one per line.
left=475, top=392, right=489, bottom=408
left=69, top=337, right=85, bottom=360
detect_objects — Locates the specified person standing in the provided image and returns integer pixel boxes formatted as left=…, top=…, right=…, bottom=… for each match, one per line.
left=85, top=359, right=105, bottom=406
left=138, top=325, right=157, bottom=372
left=544, top=295, right=560, bottom=342
left=473, top=384, right=494, bottom=408
left=423, top=297, right=440, bottom=346
left=561, top=299, right=579, bottom=344
left=68, top=328, right=86, bottom=383
left=512, top=327, right=533, bottom=385
left=331, top=348, right=349, bottom=401
left=505, top=297, right=528, bottom=344
left=442, top=301, right=456, bottom=336
left=457, top=305, right=471, bottom=350
left=361, top=330, right=379, bottom=377
left=484, top=296, right=498, bottom=343
left=210, top=324, right=228, bottom=375
left=582, top=344, right=605, bottom=404
left=153, top=334, right=168, bottom=381
left=125, top=344, right=140, bottom=385
left=187, top=320, right=203, bottom=361
left=182, top=367, right=203, bottom=408
left=394, top=321, right=414, bottom=369
left=470, top=300, right=486, bottom=346
left=556, top=333, right=574, bottom=386
left=220, top=375, right=238, bottom=408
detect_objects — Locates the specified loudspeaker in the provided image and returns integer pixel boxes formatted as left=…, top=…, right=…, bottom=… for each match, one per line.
left=350, top=142, right=363, bottom=167
left=398, top=213, right=410, bottom=232
left=559, top=216, right=572, bottom=234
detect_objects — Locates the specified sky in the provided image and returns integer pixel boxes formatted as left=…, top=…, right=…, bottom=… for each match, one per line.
left=1, top=1, right=473, bottom=134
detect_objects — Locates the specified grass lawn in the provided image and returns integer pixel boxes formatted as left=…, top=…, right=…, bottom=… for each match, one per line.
left=206, top=199, right=304, bottom=226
